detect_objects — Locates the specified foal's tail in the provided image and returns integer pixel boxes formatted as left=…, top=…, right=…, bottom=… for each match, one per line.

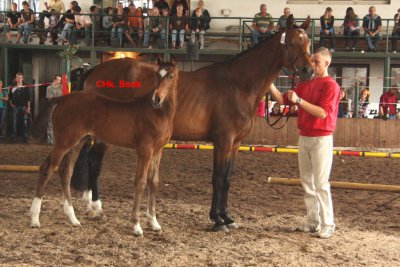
left=30, top=97, right=63, bottom=143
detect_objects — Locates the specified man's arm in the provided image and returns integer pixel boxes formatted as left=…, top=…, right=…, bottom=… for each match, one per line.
left=268, top=83, right=283, bottom=105
left=289, top=91, right=327, bottom=119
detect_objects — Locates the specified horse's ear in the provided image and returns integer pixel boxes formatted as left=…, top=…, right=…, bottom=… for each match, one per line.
left=286, top=14, right=294, bottom=30
left=170, top=55, right=177, bottom=66
left=156, top=54, right=164, bottom=65
left=300, top=16, right=311, bottom=30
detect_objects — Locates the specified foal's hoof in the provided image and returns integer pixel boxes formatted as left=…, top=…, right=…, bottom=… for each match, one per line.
left=71, top=220, right=81, bottom=227
left=30, top=221, right=41, bottom=228
left=212, top=224, right=230, bottom=233
left=133, top=224, right=143, bottom=236
left=226, top=223, right=239, bottom=230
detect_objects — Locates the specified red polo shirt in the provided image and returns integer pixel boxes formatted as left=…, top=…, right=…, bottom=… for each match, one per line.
left=284, top=76, right=341, bottom=137
left=379, top=91, right=397, bottom=115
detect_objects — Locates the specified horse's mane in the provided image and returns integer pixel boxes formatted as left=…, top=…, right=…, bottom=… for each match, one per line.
left=228, top=26, right=306, bottom=63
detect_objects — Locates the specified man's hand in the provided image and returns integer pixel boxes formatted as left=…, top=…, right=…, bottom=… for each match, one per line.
left=287, top=90, right=299, bottom=103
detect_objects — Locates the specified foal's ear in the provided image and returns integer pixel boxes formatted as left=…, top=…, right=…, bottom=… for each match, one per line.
left=170, top=55, right=177, bottom=66
left=300, top=16, right=311, bottom=30
left=156, top=54, right=164, bottom=65
left=286, top=14, right=294, bottom=30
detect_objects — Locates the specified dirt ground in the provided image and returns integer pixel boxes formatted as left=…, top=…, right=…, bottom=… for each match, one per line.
left=0, top=143, right=399, bottom=266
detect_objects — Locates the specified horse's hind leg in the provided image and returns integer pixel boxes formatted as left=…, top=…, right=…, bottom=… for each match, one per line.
left=146, top=149, right=162, bottom=232
left=132, top=146, right=153, bottom=236
left=58, top=141, right=87, bottom=226
left=87, top=141, right=109, bottom=217
left=30, top=147, right=68, bottom=228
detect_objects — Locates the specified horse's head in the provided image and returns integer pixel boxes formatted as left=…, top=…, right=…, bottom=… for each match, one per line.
left=152, top=56, right=179, bottom=109
left=281, top=15, right=313, bottom=81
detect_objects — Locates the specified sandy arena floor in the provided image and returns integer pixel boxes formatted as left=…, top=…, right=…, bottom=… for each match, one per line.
left=0, top=143, right=399, bottom=266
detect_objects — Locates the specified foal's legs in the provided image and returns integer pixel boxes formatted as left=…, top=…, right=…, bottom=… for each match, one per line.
left=146, top=149, right=163, bottom=231
left=132, top=145, right=153, bottom=236
left=30, top=146, right=69, bottom=227
left=58, top=141, right=87, bottom=226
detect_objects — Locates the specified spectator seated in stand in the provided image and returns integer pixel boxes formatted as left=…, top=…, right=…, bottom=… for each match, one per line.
left=319, top=7, right=335, bottom=52
left=4, top=3, right=21, bottom=44
left=170, top=4, right=188, bottom=49
left=342, top=7, right=360, bottom=52
left=126, top=4, right=143, bottom=47
left=362, top=6, right=382, bottom=52
left=43, top=9, right=60, bottom=45
left=379, top=86, right=399, bottom=119
left=354, top=88, right=370, bottom=118
left=16, top=1, right=35, bottom=45
left=391, top=9, right=400, bottom=53
left=250, top=3, right=275, bottom=47
left=143, top=7, right=162, bottom=48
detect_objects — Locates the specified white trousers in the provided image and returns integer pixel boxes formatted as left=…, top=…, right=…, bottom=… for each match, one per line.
left=298, top=135, right=335, bottom=229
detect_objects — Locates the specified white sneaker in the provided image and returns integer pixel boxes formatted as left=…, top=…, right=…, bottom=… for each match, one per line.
left=296, top=224, right=321, bottom=233
left=318, top=227, right=334, bottom=239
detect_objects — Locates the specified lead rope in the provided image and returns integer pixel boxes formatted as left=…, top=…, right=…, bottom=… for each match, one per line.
left=264, top=71, right=296, bottom=129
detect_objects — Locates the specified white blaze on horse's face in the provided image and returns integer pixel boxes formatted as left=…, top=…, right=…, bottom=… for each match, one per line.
left=153, top=67, right=174, bottom=109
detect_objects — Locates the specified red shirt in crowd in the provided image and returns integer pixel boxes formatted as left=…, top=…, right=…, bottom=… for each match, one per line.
left=379, top=91, right=397, bottom=115
left=284, top=76, right=340, bottom=137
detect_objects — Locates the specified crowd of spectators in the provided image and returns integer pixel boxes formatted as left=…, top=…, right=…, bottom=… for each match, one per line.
left=1, top=0, right=212, bottom=49
left=2, top=2, right=400, bottom=52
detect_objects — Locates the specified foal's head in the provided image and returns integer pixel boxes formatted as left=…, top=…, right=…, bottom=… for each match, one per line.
left=152, top=57, right=179, bottom=109
left=281, top=15, right=313, bottom=81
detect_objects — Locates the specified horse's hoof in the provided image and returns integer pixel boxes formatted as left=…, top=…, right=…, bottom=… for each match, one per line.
left=212, top=224, right=230, bottom=233
left=30, top=221, right=41, bottom=228
left=226, top=223, right=239, bottom=230
left=85, top=209, right=96, bottom=217
left=71, top=220, right=81, bottom=227
left=147, top=214, right=161, bottom=231
left=133, top=224, right=143, bottom=236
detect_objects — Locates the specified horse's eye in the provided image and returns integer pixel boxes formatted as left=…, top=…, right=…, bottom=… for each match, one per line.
left=168, top=74, right=174, bottom=79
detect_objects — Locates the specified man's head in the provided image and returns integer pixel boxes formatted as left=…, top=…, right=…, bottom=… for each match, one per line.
left=311, top=47, right=332, bottom=78
left=70, top=1, right=78, bottom=9
left=72, top=5, right=81, bottom=14
left=15, top=73, right=23, bottom=83
left=260, top=4, right=267, bottom=14
left=11, top=3, right=17, bottom=11
left=22, top=1, right=29, bottom=9
left=369, top=6, right=376, bottom=16
left=129, top=3, right=136, bottom=13
left=90, top=5, right=98, bottom=14
left=176, top=4, right=183, bottom=13
left=283, top=7, right=290, bottom=17
left=389, top=86, right=399, bottom=95
left=53, top=74, right=62, bottom=85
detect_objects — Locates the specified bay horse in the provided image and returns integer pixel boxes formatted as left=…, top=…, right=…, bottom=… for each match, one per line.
left=71, top=15, right=313, bottom=232
left=29, top=59, right=179, bottom=236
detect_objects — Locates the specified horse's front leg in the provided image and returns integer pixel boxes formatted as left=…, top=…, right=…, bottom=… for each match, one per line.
left=210, top=141, right=234, bottom=233
left=221, top=142, right=240, bottom=230
left=132, top=146, right=153, bottom=236
left=59, top=141, right=87, bottom=226
left=146, top=149, right=163, bottom=232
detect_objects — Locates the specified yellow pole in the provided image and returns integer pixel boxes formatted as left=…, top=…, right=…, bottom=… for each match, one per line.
left=0, top=165, right=58, bottom=172
left=267, top=177, right=400, bottom=193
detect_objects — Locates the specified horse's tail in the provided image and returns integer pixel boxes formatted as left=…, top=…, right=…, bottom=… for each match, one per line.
left=75, top=67, right=95, bottom=91
left=29, top=97, right=63, bottom=143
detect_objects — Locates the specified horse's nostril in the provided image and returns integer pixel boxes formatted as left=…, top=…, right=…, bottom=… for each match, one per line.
left=154, top=95, right=160, bottom=104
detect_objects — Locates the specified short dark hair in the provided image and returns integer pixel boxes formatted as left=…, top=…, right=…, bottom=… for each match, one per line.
left=53, top=74, right=61, bottom=80
left=16, top=72, right=23, bottom=77
left=71, top=1, right=78, bottom=6
left=22, top=1, right=29, bottom=7
left=90, top=5, right=97, bottom=12
left=11, top=2, right=17, bottom=7
left=72, top=5, right=81, bottom=12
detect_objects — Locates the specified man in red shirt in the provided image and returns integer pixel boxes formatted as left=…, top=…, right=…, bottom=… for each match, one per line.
left=269, top=47, right=340, bottom=239
left=378, top=86, right=398, bottom=119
